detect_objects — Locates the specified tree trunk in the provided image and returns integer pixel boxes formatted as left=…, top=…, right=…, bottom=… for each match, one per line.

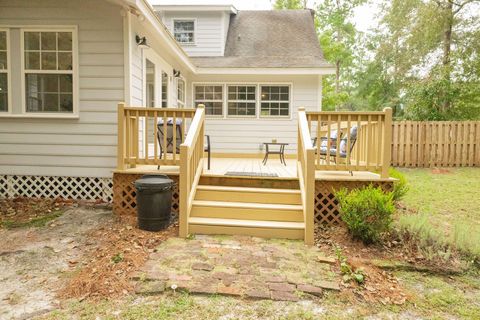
left=442, top=1, right=453, bottom=111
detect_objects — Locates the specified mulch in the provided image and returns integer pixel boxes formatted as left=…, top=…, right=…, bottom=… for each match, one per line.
left=58, top=214, right=177, bottom=300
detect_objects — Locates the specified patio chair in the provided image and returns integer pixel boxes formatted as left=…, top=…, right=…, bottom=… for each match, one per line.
left=318, top=126, right=358, bottom=175
left=156, top=118, right=211, bottom=170
left=156, top=118, right=183, bottom=168
left=312, top=129, right=339, bottom=149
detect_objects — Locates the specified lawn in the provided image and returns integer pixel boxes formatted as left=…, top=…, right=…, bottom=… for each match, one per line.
left=397, top=167, right=480, bottom=258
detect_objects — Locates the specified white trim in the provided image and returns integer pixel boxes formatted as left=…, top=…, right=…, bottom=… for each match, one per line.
left=123, top=10, right=132, bottom=105
left=0, top=29, right=12, bottom=114
left=19, top=26, right=79, bottom=118
left=196, top=67, right=336, bottom=75
left=153, top=5, right=238, bottom=14
left=176, top=77, right=186, bottom=108
left=172, top=18, right=196, bottom=46
left=191, top=81, right=294, bottom=120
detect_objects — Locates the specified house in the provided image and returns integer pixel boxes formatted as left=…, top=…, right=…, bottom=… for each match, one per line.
left=0, top=0, right=393, bottom=244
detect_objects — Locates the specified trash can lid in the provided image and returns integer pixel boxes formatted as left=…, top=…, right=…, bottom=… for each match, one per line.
left=134, top=175, right=174, bottom=189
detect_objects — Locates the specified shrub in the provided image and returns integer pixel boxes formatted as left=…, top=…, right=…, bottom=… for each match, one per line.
left=336, top=185, right=395, bottom=244
left=389, top=168, right=409, bottom=201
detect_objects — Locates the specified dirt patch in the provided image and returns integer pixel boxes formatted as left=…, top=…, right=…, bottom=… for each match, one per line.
left=431, top=168, right=451, bottom=174
left=0, top=205, right=113, bottom=319
left=58, top=215, right=177, bottom=300
left=314, top=224, right=468, bottom=306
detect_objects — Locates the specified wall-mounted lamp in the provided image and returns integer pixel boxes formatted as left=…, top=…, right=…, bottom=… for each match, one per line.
left=173, top=69, right=181, bottom=78
left=135, top=35, right=150, bottom=49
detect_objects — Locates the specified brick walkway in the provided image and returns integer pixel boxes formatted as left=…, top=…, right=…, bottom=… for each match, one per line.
left=133, top=235, right=340, bottom=301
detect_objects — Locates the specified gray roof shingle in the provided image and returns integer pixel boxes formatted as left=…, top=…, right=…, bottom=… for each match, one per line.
left=191, top=10, right=331, bottom=69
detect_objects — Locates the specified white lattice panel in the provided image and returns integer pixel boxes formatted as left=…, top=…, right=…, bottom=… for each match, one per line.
left=0, top=175, right=113, bottom=202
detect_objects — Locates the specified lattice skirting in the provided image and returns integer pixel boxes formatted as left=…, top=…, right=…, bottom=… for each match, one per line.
left=0, top=175, right=113, bottom=202
left=113, top=173, right=179, bottom=216
left=314, top=180, right=394, bottom=225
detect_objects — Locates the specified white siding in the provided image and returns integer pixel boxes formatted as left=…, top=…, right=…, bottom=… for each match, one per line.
left=188, top=74, right=322, bottom=154
left=0, top=0, right=124, bottom=177
left=161, top=11, right=225, bottom=57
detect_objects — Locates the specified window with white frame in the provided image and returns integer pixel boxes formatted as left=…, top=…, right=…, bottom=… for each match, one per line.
left=23, top=30, right=74, bottom=113
left=173, top=20, right=195, bottom=44
left=260, top=85, right=290, bottom=116
left=194, top=85, right=223, bottom=116
left=0, top=31, right=8, bottom=112
left=177, top=78, right=185, bottom=108
left=227, top=85, right=256, bottom=116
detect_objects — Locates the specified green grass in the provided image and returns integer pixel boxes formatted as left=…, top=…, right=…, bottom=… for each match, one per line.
left=0, top=210, right=63, bottom=229
left=396, top=168, right=480, bottom=259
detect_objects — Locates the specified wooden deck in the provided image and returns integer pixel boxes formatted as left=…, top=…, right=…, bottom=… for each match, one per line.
left=114, top=157, right=392, bottom=182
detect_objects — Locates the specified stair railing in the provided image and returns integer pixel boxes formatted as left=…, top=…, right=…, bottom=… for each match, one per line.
left=179, top=105, right=205, bottom=237
left=297, top=107, right=315, bottom=245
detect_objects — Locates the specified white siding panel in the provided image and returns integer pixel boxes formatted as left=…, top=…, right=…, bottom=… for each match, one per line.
left=0, top=0, right=124, bottom=177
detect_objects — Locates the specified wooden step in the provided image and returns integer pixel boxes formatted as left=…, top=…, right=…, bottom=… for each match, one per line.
left=190, top=200, right=304, bottom=222
left=188, top=217, right=305, bottom=240
left=195, top=185, right=302, bottom=205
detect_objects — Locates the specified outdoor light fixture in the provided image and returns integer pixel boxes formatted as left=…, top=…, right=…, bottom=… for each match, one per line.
left=173, top=69, right=181, bottom=78
left=135, top=35, right=150, bottom=49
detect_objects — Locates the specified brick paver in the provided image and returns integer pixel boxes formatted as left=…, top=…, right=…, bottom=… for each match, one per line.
left=133, top=235, right=339, bottom=301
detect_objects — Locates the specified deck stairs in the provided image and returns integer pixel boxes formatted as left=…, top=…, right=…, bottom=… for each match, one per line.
left=188, top=183, right=305, bottom=240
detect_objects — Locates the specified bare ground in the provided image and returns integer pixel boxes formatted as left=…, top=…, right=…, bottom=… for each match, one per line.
left=0, top=206, right=113, bottom=319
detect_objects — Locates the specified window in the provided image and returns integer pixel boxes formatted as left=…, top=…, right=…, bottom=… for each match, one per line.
left=177, top=78, right=185, bottom=108
left=161, top=71, right=168, bottom=107
left=0, top=30, right=8, bottom=112
left=194, top=85, right=223, bottom=116
left=260, top=85, right=290, bottom=116
left=227, top=85, right=256, bottom=116
left=23, top=30, right=74, bottom=113
left=173, top=20, right=195, bottom=44
left=146, top=59, right=155, bottom=107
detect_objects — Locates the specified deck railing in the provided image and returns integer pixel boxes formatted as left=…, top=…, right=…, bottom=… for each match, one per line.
left=306, top=108, right=392, bottom=178
left=117, top=103, right=196, bottom=169
left=297, top=107, right=315, bottom=245
left=179, top=105, right=205, bottom=237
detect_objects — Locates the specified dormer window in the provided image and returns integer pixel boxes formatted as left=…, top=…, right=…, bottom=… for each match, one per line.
left=173, top=20, right=195, bottom=44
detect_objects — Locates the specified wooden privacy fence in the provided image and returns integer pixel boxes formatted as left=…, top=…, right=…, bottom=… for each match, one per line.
left=391, top=121, right=480, bottom=167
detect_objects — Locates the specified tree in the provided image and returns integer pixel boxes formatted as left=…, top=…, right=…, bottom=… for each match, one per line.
left=316, top=0, right=365, bottom=110
left=273, top=0, right=307, bottom=9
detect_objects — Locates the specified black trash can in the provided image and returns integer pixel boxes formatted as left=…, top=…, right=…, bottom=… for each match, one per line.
left=134, top=175, right=174, bottom=231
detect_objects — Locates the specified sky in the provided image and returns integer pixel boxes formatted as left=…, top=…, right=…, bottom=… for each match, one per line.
left=150, top=0, right=380, bottom=33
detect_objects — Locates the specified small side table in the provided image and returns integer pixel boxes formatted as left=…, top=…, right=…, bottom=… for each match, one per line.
left=262, top=142, right=289, bottom=166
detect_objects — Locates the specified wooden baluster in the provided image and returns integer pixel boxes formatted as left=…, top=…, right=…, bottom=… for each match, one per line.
left=125, top=109, right=131, bottom=166
left=154, top=110, right=158, bottom=163
left=336, top=114, right=341, bottom=167
left=356, top=116, right=361, bottom=170
left=144, top=109, right=149, bottom=163
left=134, top=110, right=139, bottom=166
left=366, top=115, right=372, bottom=169
left=173, top=112, right=177, bottom=164
left=377, top=114, right=382, bottom=170
left=346, top=114, right=351, bottom=170
left=326, top=115, right=331, bottom=166
left=381, top=108, right=392, bottom=178
left=163, top=112, right=167, bottom=164
left=316, top=114, right=321, bottom=167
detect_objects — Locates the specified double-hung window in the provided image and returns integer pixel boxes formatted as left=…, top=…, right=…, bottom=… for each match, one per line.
left=227, top=85, right=256, bottom=116
left=0, top=30, right=8, bottom=112
left=194, top=85, right=223, bottom=116
left=177, top=78, right=185, bottom=108
left=23, top=30, right=75, bottom=113
left=161, top=71, right=168, bottom=107
left=173, top=20, right=195, bottom=44
left=260, top=85, right=290, bottom=116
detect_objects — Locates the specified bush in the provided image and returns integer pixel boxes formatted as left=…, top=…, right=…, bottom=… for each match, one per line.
left=389, top=168, right=409, bottom=201
left=336, top=185, right=395, bottom=244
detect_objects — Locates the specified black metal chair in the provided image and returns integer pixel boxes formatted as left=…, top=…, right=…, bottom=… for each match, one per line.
left=204, top=134, right=211, bottom=170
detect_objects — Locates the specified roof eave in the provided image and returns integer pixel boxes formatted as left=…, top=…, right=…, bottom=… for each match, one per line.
left=195, top=67, right=336, bottom=75
left=153, top=5, right=238, bottom=14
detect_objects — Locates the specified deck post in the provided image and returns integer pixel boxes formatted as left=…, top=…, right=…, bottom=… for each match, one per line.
left=117, top=102, right=126, bottom=170
left=381, top=107, right=393, bottom=178
left=179, top=144, right=189, bottom=238
left=304, top=148, right=315, bottom=245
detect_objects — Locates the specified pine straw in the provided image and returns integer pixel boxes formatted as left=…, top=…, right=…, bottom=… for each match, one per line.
left=58, top=214, right=177, bottom=300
